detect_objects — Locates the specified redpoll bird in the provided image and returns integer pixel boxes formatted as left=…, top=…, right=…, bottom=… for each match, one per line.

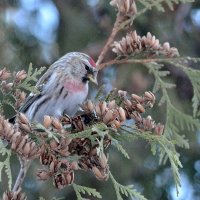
left=17, top=52, right=98, bottom=123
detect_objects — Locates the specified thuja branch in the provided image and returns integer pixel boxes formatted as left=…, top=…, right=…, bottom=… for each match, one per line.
left=96, top=14, right=122, bottom=65
left=12, top=159, right=31, bottom=192
left=97, top=0, right=137, bottom=65
left=98, top=57, right=192, bottom=70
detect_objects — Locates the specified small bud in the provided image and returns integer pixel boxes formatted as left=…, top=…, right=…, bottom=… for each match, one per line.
left=52, top=118, right=62, bottom=130
left=136, top=103, right=145, bottom=113
left=43, top=115, right=52, bottom=128
left=163, top=42, right=170, bottom=51
left=22, top=142, right=31, bottom=156
left=10, top=132, right=21, bottom=146
left=37, top=170, right=52, bottom=180
left=124, top=99, right=132, bottom=108
left=89, top=147, right=97, bottom=156
left=131, top=111, right=142, bottom=122
left=131, top=94, right=143, bottom=103
left=87, top=100, right=94, bottom=112
left=16, top=135, right=28, bottom=152
left=154, top=123, right=165, bottom=136
left=66, top=172, right=74, bottom=184
left=99, top=153, right=108, bottom=169
left=17, top=113, right=31, bottom=132
left=95, top=103, right=101, bottom=117
left=80, top=162, right=89, bottom=170
left=16, top=70, right=27, bottom=81
left=108, top=100, right=116, bottom=109
left=144, top=91, right=155, bottom=102
left=50, top=161, right=56, bottom=173
left=0, top=68, right=11, bottom=80
left=92, top=166, right=103, bottom=180
left=103, top=110, right=114, bottom=124
left=50, top=140, right=59, bottom=149
left=145, top=115, right=155, bottom=130
left=99, top=101, right=107, bottom=116
left=118, top=90, right=127, bottom=97
left=118, top=107, right=126, bottom=122
left=2, top=82, right=13, bottom=91
left=19, top=91, right=26, bottom=102
left=70, top=161, right=79, bottom=170
left=18, top=113, right=29, bottom=125
left=61, top=115, right=71, bottom=125
left=111, top=119, right=121, bottom=129
left=19, top=123, right=32, bottom=132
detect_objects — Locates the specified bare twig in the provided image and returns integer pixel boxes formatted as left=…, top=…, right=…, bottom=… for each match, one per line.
left=12, top=158, right=31, bottom=192
left=96, top=13, right=122, bottom=66
left=98, top=57, right=189, bottom=70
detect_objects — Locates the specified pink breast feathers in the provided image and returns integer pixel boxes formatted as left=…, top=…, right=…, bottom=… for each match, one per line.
left=64, top=80, right=86, bottom=92
left=89, top=57, right=96, bottom=68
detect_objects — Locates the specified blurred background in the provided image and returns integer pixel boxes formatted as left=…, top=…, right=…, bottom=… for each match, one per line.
left=0, top=0, right=200, bottom=199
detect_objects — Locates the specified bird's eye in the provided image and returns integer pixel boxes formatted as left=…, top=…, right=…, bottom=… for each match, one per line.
left=85, top=65, right=89, bottom=71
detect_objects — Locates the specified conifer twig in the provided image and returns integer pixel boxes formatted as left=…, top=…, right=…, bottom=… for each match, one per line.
left=12, top=158, right=31, bottom=192
left=96, top=13, right=122, bottom=66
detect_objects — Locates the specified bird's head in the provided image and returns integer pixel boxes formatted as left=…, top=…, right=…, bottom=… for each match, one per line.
left=55, top=52, right=98, bottom=85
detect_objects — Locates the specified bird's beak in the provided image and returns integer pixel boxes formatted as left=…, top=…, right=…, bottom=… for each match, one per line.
left=87, top=73, right=98, bottom=85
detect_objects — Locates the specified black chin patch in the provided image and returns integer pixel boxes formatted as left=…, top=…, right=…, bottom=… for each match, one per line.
left=82, top=75, right=89, bottom=83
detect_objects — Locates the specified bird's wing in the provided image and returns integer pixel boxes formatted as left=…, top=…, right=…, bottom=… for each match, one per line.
left=19, top=70, right=52, bottom=113
left=18, top=92, right=41, bottom=113
left=9, top=70, right=52, bottom=123
left=9, top=92, right=42, bottom=123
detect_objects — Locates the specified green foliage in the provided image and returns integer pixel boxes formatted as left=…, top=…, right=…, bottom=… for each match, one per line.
left=121, top=126, right=182, bottom=195
left=136, top=59, right=200, bottom=194
left=137, top=0, right=194, bottom=14
left=118, top=0, right=194, bottom=29
left=166, top=58, right=200, bottom=117
left=0, top=140, right=12, bottom=190
left=109, top=172, right=147, bottom=200
left=145, top=62, right=197, bottom=149
left=112, top=138, right=130, bottom=159
left=18, top=63, right=46, bottom=93
left=34, top=123, right=61, bottom=143
left=72, top=183, right=102, bottom=200
left=0, top=84, right=15, bottom=114
left=0, top=1, right=199, bottom=199
left=0, top=63, right=46, bottom=115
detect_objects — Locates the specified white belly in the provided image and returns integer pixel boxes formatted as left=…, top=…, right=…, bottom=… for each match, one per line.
left=27, top=84, right=88, bottom=123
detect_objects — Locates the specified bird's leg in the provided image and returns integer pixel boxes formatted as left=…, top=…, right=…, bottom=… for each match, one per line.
left=12, top=157, right=31, bottom=192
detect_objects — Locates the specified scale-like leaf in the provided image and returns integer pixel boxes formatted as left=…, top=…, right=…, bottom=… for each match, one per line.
left=110, top=172, right=147, bottom=200
left=0, top=141, right=12, bottom=190
left=112, top=139, right=130, bottom=159
left=73, top=183, right=102, bottom=200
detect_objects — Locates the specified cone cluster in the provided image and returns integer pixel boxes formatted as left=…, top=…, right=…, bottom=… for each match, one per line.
left=69, top=136, right=109, bottom=181
left=2, top=189, right=27, bottom=200
left=40, top=116, right=110, bottom=186
left=0, top=68, right=27, bottom=110
left=0, top=115, right=41, bottom=160
left=0, top=88, right=164, bottom=193
left=112, top=31, right=179, bottom=58
left=37, top=158, right=76, bottom=189
left=81, top=90, right=164, bottom=135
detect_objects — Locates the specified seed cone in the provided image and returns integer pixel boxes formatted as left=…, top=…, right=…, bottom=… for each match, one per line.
left=112, top=31, right=179, bottom=58
left=0, top=115, right=41, bottom=160
left=2, top=189, right=27, bottom=200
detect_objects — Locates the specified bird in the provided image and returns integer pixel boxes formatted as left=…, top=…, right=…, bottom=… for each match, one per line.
left=15, top=52, right=98, bottom=123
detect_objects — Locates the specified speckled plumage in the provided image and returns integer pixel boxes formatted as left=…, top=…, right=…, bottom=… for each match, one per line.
left=20, top=52, right=98, bottom=123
